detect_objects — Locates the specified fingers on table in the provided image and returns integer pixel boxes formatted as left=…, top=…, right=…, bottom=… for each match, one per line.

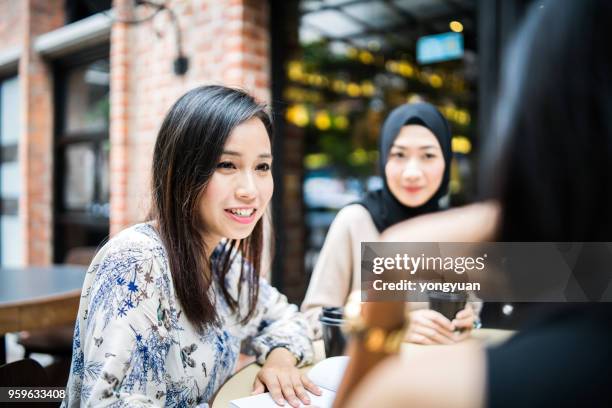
left=255, top=371, right=322, bottom=407
left=278, top=374, right=303, bottom=407
left=251, top=377, right=265, bottom=395
left=300, top=373, right=322, bottom=395
left=290, top=373, right=313, bottom=405
left=261, top=373, right=287, bottom=406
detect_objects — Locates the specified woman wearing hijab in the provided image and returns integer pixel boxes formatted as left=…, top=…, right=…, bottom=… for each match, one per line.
left=301, top=102, right=477, bottom=344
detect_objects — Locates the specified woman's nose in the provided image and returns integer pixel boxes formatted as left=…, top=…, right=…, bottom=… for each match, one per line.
left=235, top=172, right=257, bottom=200
left=401, top=160, right=422, bottom=181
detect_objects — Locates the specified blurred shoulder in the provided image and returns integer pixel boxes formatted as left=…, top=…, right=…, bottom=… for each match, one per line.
left=382, top=201, right=499, bottom=242
left=335, top=203, right=375, bottom=225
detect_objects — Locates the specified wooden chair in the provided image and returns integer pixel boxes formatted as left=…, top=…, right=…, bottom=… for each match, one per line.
left=0, top=358, right=49, bottom=386
left=18, top=325, right=74, bottom=359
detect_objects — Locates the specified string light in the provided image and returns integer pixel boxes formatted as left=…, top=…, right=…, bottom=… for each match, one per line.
left=359, top=50, right=374, bottom=64
left=450, top=21, right=463, bottom=33
left=428, top=73, right=443, bottom=88
left=346, top=83, right=361, bottom=97
left=286, top=104, right=309, bottom=127
left=360, top=81, right=375, bottom=97
left=386, top=60, right=399, bottom=73
left=287, top=61, right=304, bottom=81
left=314, top=110, right=332, bottom=130
left=332, top=79, right=347, bottom=93
left=304, top=153, right=330, bottom=169
left=398, top=61, right=414, bottom=77
left=334, top=115, right=349, bottom=130
left=452, top=136, right=472, bottom=154
left=348, top=149, right=369, bottom=166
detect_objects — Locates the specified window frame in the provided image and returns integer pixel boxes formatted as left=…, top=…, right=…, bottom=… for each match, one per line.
left=53, top=44, right=110, bottom=262
left=0, top=73, right=22, bottom=266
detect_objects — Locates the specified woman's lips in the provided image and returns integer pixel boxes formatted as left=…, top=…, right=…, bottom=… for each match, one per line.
left=224, top=209, right=257, bottom=224
left=404, top=186, right=423, bottom=194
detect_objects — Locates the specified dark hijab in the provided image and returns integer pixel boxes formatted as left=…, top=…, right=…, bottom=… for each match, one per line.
left=358, top=102, right=452, bottom=232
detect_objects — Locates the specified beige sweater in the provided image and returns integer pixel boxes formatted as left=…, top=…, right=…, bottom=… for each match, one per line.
left=302, top=204, right=376, bottom=316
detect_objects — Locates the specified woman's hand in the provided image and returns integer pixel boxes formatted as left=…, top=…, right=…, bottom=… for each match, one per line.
left=405, top=309, right=456, bottom=344
left=406, top=305, right=476, bottom=345
left=252, top=347, right=322, bottom=407
left=405, top=304, right=475, bottom=345
left=451, top=304, right=476, bottom=341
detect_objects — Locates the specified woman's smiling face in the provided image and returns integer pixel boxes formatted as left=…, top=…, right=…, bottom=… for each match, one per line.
left=384, top=124, right=446, bottom=207
left=199, top=117, right=273, bottom=249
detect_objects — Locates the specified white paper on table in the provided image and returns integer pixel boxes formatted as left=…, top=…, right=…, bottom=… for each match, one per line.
left=306, top=356, right=349, bottom=392
left=229, top=356, right=349, bottom=408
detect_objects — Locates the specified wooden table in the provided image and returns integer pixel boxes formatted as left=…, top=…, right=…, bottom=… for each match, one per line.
left=211, top=328, right=514, bottom=407
left=0, top=265, right=87, bottom=364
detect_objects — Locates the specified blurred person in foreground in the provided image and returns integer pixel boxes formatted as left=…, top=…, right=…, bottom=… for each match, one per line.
left=301, top=103, right=479, bottom=345
left=340, top=0, right=612, bottom=407
left=63, top=86, right=318, bottom=408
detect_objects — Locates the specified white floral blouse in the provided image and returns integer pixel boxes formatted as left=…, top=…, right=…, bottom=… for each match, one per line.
left=62, top=223, right=313, bottom=407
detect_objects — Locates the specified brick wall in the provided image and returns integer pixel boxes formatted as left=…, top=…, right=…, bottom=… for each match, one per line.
left=0, top=0, right=24, bottom=50
left=1, top=0, right=282, bottom=274
left=110, top=0, right=270, bottom=234
left=20, top=0, right=64, bottom=265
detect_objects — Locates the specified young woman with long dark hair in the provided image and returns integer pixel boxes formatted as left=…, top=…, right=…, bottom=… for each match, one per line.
left=63, top=86, right=319, bottom=407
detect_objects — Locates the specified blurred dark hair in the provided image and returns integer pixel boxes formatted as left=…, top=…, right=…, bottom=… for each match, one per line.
left=149, top=85, right=273, bottom=327
left=484, top=0, right=612, bottom=241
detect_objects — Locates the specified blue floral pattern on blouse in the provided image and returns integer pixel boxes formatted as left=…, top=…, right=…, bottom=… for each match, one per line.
left=62, top=223, right=313, bottom=407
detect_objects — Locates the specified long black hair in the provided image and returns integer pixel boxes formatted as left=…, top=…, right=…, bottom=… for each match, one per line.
left=149, top=85, right=273, bottom=327
left=484, top=0, right=612, bottom=241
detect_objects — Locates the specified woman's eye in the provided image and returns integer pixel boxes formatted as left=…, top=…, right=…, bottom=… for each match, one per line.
left=424, top=153, right=437, bottom=160
left=256, top=163, right=271, bottom=172
left=390, top=151, right=404, bottom=158
left=216, top=161, right=236, bottom=170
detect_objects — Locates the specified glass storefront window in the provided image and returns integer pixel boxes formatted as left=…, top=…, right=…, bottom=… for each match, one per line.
left=59, top=57, right=110, bottom=218
left=0, top=75, right=23, bottom=267
left=64, top=143, right=96, bottom=211
left=54, top=53, right=110, bottom=262
left=65, top=59, right=110, bottom=134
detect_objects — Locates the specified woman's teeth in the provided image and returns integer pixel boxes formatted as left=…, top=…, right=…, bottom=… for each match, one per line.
left=229, top=209, right=254, bottom=217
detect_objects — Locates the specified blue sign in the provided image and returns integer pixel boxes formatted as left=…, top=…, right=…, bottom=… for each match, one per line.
left=416, top=32, right=464, bottom=64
